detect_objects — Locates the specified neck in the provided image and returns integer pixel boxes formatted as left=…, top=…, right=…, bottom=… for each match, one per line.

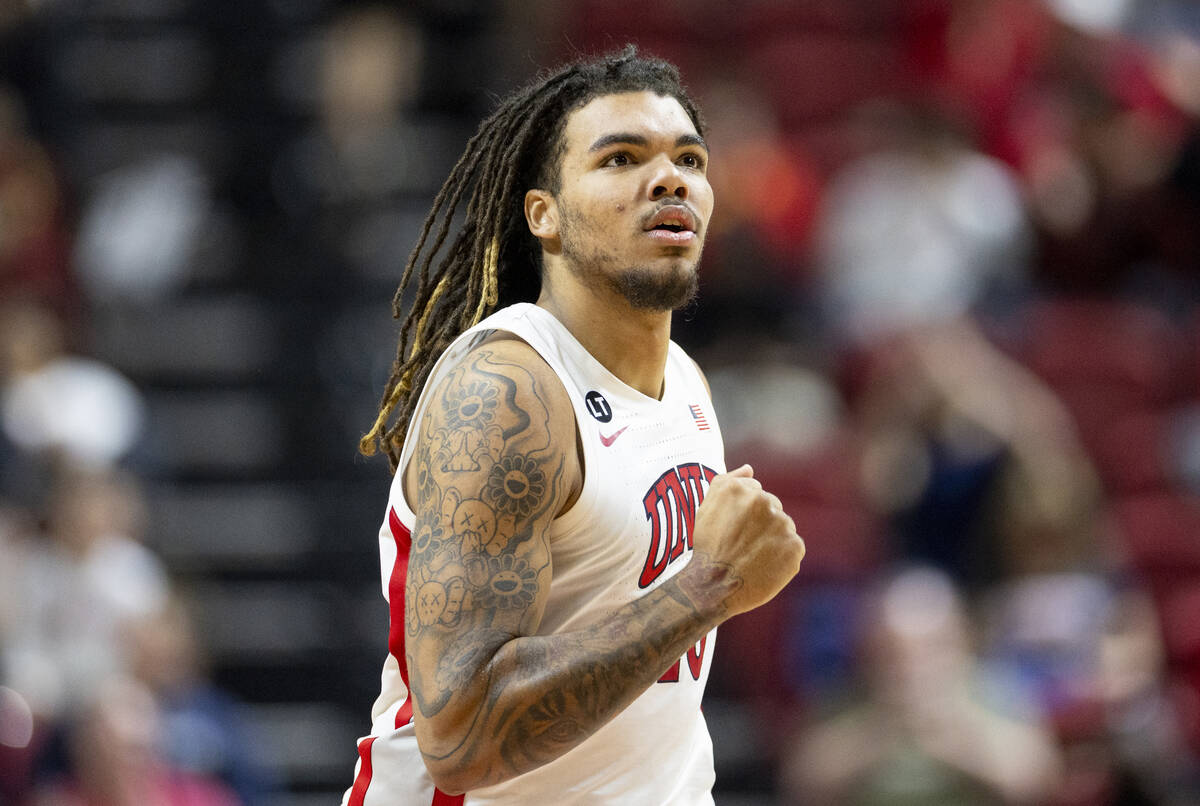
left=535, top=275, right=673, bottom=400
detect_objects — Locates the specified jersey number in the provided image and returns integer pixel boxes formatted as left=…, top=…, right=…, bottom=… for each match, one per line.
left=657, top=635, right=707, bottom=683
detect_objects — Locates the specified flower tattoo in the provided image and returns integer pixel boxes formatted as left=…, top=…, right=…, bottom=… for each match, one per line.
left=444, top=381, right=498, bottom=429
left=411, top=516, right=446, bottom=557
left=484, top=455, right=547, bottom=520
left=473, top=553, right=537, bottom=611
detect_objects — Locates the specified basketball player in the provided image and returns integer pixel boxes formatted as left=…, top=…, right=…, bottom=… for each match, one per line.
left=345, top=47, right=805, bottom=805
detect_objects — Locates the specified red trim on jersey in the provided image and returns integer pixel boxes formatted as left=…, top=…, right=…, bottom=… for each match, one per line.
left=387, top=507, right=415, bottom=728
left=347, top=736, right=377, bottom=806
left=388, top=510, right=466, bottom=805
left=396, top=697, right=413, bottom=727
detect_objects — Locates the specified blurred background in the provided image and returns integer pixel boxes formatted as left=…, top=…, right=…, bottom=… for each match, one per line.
left=3, top=0, right=1200, bottom=804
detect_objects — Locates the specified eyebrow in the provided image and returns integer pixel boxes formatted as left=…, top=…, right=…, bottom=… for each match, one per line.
left=588, top=132, right=709, bottom=153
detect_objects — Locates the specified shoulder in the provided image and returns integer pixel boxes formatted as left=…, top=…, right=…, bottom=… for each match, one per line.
left=408, top=331, right=582, bottom=512
left=458, top=331, right=577, bottom=421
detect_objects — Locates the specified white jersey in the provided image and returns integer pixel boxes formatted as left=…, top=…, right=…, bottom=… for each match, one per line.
left=344, top=303, right=725, bottom=806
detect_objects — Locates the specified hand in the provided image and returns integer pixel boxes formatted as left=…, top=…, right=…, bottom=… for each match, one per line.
left=686, top=464, right=805, bottom=618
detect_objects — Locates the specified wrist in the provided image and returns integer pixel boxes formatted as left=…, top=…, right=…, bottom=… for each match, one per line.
left=673, top=551, right=740, bottom=622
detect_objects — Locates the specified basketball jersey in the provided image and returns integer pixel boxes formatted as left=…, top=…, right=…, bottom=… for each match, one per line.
left=344, top=303, right=726, bottom=806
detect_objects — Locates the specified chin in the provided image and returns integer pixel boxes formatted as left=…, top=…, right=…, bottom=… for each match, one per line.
left=615, top=262, right=698, bottom=311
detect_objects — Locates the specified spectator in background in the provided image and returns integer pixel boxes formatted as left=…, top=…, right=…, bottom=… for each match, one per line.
left=0, top=502, right=46, bottom=804
left=0, top=300, right=145, bottom=475
left=71, top=153, right=214, bottom=308
left=1078, top=586, right=1200, bottom=804
left=815, top=100, right=1031, bottom=350
left=0, top=84, right=75, bottom=319
left=832, top=315, right=1200, bottom=803
left=1, top=466, right=168, bottom=721
left=125, top=596, right=279, bottom=805
left=31, top=675, right=241, bottom=806
left=851, top=319, right=1101, bottom=591
left=780, top=565, right=1061, bottom=805
left=271, top=4, right=461, bottom=282
left=904, top=0, right=1194, bottom=301
left=982, top=584, right=1200, bottom=803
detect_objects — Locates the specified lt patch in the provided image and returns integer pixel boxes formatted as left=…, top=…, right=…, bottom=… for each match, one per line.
left=584, top=390, right=612, bottom=422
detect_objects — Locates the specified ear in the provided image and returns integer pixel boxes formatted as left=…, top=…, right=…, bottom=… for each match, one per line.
left=524, top=188, right=559, bottom=241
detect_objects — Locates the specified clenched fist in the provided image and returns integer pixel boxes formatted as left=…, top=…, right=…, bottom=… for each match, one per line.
left=685, top=464, right=805, bottom=618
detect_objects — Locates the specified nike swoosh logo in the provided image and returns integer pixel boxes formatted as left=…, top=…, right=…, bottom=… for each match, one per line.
left=599, top=426, right=628, bottom=447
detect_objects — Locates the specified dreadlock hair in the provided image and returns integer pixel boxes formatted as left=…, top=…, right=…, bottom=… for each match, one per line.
left=359, top=45, right=705, bottom=471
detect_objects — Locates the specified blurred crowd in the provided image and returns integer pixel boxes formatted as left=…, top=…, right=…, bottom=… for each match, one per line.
left=3, top=0, right=1200, bottom=804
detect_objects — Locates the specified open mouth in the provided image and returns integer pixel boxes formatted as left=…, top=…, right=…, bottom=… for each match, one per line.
left=644, top=206, right=698, bottom=239
left=645, top=224, right=696, bottom=246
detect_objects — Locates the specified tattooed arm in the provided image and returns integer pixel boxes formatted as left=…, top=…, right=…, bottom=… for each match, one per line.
left=403, top=338, right=802, bottom=794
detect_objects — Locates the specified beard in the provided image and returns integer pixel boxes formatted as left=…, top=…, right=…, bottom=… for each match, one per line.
left=558, top=203, right=699, bottom=312
left=605, top=262, right=698, bottom=311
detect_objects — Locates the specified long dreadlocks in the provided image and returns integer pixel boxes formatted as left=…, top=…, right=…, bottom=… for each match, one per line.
left=359, top=45, right=705, bottom=471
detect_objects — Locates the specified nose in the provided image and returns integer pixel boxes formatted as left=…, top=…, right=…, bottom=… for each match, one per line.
left=648, top=157, right=688, bottom=201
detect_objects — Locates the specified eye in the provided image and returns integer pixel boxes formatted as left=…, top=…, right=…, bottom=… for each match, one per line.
left=678, top=152, right=706, bottom=170
left=602, top=152, right=633, bottom=167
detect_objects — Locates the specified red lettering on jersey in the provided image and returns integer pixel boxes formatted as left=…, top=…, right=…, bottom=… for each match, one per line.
left=639, top=463, right=718, bottom=589
left=639, top=471, right=674, bottom=587
left=658, top=659, right=681, bottom=683
left=662, top=470, right=689, bottom=565
left=676, top=463, right=716, bottom=551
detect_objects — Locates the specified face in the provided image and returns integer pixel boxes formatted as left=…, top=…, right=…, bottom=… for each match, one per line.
left=531, top=91, right=715, bottom=311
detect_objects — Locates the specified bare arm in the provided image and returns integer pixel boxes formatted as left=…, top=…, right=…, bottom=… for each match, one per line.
left=403, top=341, right=803, bottom=793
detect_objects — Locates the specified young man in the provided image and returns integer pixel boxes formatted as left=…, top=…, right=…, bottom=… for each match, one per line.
left=347, top=47, right=805, bottom=805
